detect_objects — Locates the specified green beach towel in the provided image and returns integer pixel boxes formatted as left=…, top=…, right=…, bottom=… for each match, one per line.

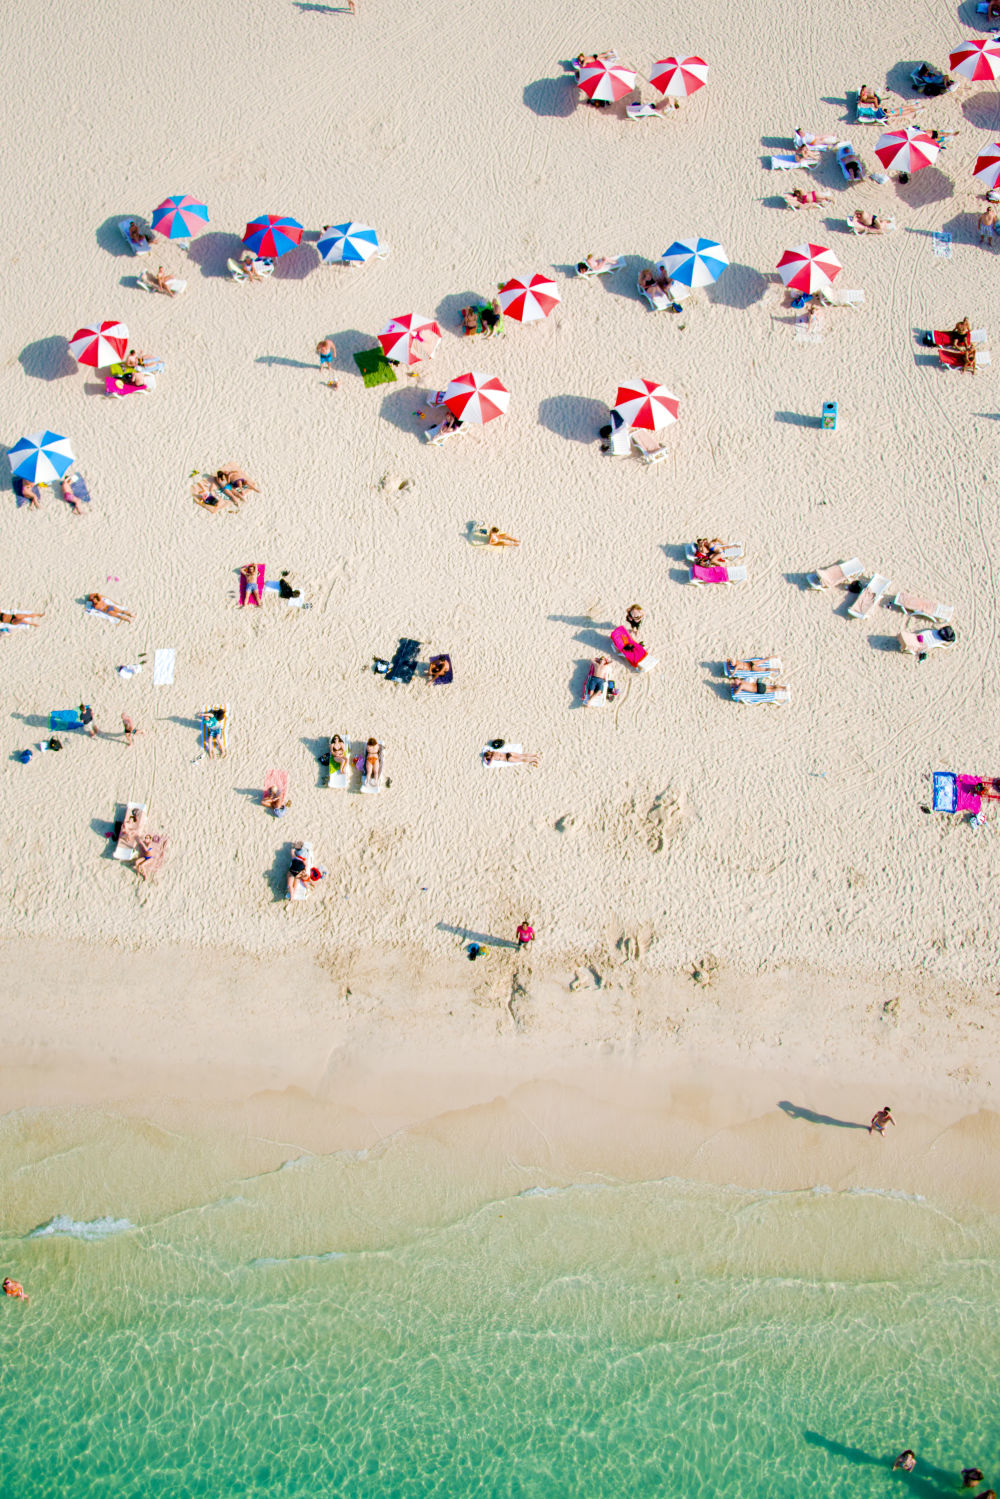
left=353, top=349, right=397, bottom=388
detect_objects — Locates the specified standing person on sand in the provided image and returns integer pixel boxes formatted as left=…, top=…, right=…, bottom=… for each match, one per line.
left=121, top=714, right=144, bottom=746
left=516, top=920, right=534, bottom=950
left=316, top=339, right=338, bottom=387
left=869, top=1106, right=894, bottom=1137
left=79, top=704, right=98, bottom=738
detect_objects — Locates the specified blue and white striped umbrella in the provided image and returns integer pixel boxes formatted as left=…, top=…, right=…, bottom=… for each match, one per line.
left=318, top=221, right=382, bottom=264
left=657, top=238, right=729, bottom=288
left=9, top=430, right=75, bottom=483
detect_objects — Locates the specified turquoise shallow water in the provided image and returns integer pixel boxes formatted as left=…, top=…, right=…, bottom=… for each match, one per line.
left=0, top=1108, right=997, bottom=1499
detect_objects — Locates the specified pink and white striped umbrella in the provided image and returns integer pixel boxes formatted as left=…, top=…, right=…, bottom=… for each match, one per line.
left=68, top=320, right=129, bottom=368
left=377, top=314, right=442, bottom=364
left=649, top=55, right=709, bottom=98
left=875, top=127, right=940, bottom=174
left=577, top=58, right=637, bottom=102
left=973, top=140, right=1000, bottom=189
left=776, top=243, right=842, bottom=293
left=949, top=37, right=1000, bottom=80
left=497, top=274, right=561, bottom=322
left=444, top=371, right=510, bottom=425
left=612, top=379, right=679, bottom=431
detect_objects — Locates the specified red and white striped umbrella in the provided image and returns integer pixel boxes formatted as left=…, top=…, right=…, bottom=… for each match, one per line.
left=649, top=55, right=709, bottom=98
left=949, top=37, right=1000, bottom=80
left=68, top=320, right=129, bottom=368
left=577, top=58, right=637, bottom=102
left=612, top=379, right=679, bottom=431
left=444, top=371, right=510, bottom=425
left=497, top=274, right=561, bottom=322
left=377, top=314, right=442, bottom=364
left=875, top=126, right=940, bottom=174
left=776, top=243, right=842, bottom=293
left=973, top=140, right=1000, bottom=189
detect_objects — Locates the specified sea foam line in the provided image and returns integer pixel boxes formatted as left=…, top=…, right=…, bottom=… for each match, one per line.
left=27, top=1215, right=134, bottom=1241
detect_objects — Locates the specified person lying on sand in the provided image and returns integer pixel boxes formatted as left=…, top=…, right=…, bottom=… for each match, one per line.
left=86, top=594, right=132, bottom=622
left=0, top=611, right=44, bottom=627
left=18, top=478, right=41, bottom=509
left=240, top=563, right=262, bottom=604
left=216, top=467, right=260, bottom=495
left=488, top=527, right=519, bottom=547
left=850, top=210, right=887, bottom=234
left=262, top=784, right=290, bottom=815
left=483, top=748, right=541, bottom=766
left=788, top=187, right=832, bottom=208
left=192, top=477, right=238, bottom=512
left=59, top=474, right=84, bottom=514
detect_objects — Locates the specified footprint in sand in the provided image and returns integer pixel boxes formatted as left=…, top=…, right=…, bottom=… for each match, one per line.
left=645, top=789, right=681, bottom=852
left=555, top=813, right=576, bottom=834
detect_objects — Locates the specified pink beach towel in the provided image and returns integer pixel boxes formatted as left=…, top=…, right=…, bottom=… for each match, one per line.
left=262, top=769, right=288, bottom=803
left=610, top=626, right=647, bottom=668
left=690, top=564, right=729, bottom=585
left=956, top=775, right=985, bottom=814
left=239, top=564, right=265, bottom=606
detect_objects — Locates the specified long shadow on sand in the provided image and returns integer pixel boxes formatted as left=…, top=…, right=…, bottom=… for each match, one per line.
left=778, top=1102, right=868, bottom=1130
left=19, top=337, right=76, bottom=381
left=436, top=922, right=519, bottom=951
left=803, top=1432, right=956, bottom=1496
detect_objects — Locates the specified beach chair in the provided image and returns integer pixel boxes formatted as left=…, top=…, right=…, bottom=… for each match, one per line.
left=135, top=832, right=168, bottom=882
left=898, top=625, right=957, bottom=656
left=939, top=346, right=988, bottom=370
left=815, top=286, right=864, bottom=309
left=626, top=101, right=664, bottom=119
left=638, top=277, right=672, bottom=311
left=357, top=741, right=384, bottom=794
left=891, top=592, right=954, bottom=624
left=582, top=664, right=617, bottom=706
left=114, top=803, right=147, bottom=860
left=855, top=100, right=882, bottom=123
left=837, top=143, right=865, bottom=181
left=119, top=220, right=153, bottom=254
left=690, top=563, right=748, bottom=585
left=325, top=735, right=351, bottom=789
left=807, top=558, right=864, bottom=590
left=576, top=257, right=623, bottom=278
left=847, top=574, right=891, bottom=618
left=732, top=680, right=790, bottom=704
left=610, top=626, right=658, bottom=672
left=105, top=374, right=149, bottom=398
left=768, top=154, right=812, bottom=170
left=685, top=541, right=744, bottom=562
left=226, top=256, right=274, bottom=282
left=604, top=417, right=632, bottom=457
left=631, top=431, right=670, bottom=465
left=724, top=658, right=782, bottom=681
left=138, top=269, right=187, bottom=295
left=425, top=420, right=468, bottom=445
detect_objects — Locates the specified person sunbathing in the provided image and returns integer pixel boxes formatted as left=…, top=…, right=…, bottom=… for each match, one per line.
left=239, top=250, right=271, bottom=282
left=577, top=253, right=621, bottom=275
left=693, top=537, right=728, bottom=565
left=585, top=656, right=617, bottom=703
left=488, top=528, right=519, bottom=547
left=262, top=784, right=290, bottom=814
left=638, top=269, right=659, bottom=293
left=426, top=658, right=451, bottom=684
left=127, top=220, right=153, bottom=249
left=788, top=187, right=832, bottom=208
left=86, top=594, right=132, bottom=622
left=949, top=317, right=972, bottom=347
left=953, top=344, right=977, bottom=372
left=59, top=474, right=84, bottom=515
left=480, top=299, right=502, bottom=336
left=217, top=466, right=260, bottom=494
left=362, top=737, right=381, bottom=787
left=461, top=306, right=479, bottom=335
left=192, top=477, right=236, bottom=511
left=148, top=265, right=177, bottom=296
left=240, top=563, right=262, bottom=604
left=858, top=85, right=881, bottom=108
left=851, top=210, right=887, bottom=233
left=483, top=748, right=541, bottom=766
left=840, top=150, right=863, bottom=180
left=0, top=611, right=44, bottom=627
left=18, top=478, right=41, bottom=509
left=286, top=843, right=310, bottom=900
left=329, top=734, right=349, bottom=774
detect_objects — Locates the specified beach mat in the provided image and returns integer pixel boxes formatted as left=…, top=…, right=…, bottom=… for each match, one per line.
left=240, top=564, right=265, bottom=606
left=353, top=349, right=397, bottom=388
left=153, top=649, right=175, bottom=686
left=50, top=709, right=82, bottom=732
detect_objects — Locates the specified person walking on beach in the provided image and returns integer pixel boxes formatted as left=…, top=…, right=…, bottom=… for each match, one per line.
left=979, top=205, right=997, bottom=247
left=3, top=1277, right=28, bottom=1303
left=869, top=1105, right=894, bottom=1136
left=121, top=714, right=144, bottom=746
left=317, top=339, right=338, bottom=387
left=79, top=704, right=98, bottom=738
left=892, top=1451, right=917, bottom=1472
left=516, top=919, right=535, bottom=950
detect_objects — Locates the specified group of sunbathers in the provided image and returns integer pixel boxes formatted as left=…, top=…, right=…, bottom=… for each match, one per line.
left=573, top=50, right=617, bottom=106
left=930, top=317, right=977, bottom=372
left=192, top=467, right=260, bottom=511
left=16, top=471, right=86, bottom=513
left=638, top=267, right=683, bottom=311
left=460, top=300, right=502, bottom=337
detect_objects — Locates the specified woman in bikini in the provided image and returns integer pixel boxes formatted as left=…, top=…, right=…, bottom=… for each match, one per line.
left=59, top=474, right=84, bottom=514
left=86, top=594, right=133, bottom=622
left=0, top=611, right=44, bottom=627
left=363, top=738, right=381, bottom=787
left=329, top=734, right=349, bottom=775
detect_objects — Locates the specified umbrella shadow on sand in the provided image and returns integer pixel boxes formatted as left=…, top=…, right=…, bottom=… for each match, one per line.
left=537, top=394, right=607, bottom=443
left=706, top=264, right=770, bottom=309
left=186, top=232, right=244, bottom=278
left=434, top=291, right=488, bottom=331
left=274, top=243, right=319, bottom=279
left=523, top=77, right=577, bottom=118
left=961, top=88, right=1000, bottom=130
left=894, top=165, right=953, bottom=207
left=379, top=386, right=429, bottom=438
left=18, top=337, right=76, bottom=381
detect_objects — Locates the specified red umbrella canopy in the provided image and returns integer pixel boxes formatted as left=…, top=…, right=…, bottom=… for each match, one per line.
left=68, top=320, right=129, bottom=368
left=612, top=379, right=679, bottom=430
left=776, top=243, right=842, bottom=293
left=649, top=55, right=709, bottom=97
left=973, top=140, right=1000, bottom=188
left=874, top=127, right=940, bottom=174
left=497, top=274, right=561, bottom=322
left=377, top=314, right=442, bottom=363
left=577, top=58, right=637, bottom=102
left=444, top=372, right=510, bottom=424
left=949, top=38, right=1000, bottom=80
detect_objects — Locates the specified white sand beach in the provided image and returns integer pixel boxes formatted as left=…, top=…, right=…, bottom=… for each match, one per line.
left=2, top=0, right=1000, bottom=1119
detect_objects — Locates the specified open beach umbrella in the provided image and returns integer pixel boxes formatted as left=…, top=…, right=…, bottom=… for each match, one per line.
left=577, top=58, right=637, bottom=102
left=949, top=38, right=1000, bottom=80
left=776, top=243, right=842, bottom=293
left=497, top=273, right=561, bottom=321
left=242, top=215, right=303, bottom=258
left=612, top=379, right=679, bottom=430
left=973, top=141, right=1000, bottom=188
left=657, top=238, right=728, bottom=288
left=68, top=320, right=128, bottom=368
left=874, top=127, right=940, bottom=174
left=318, top=222, right=382, bottom=264
left=378, top=314, right=442, bottom=364
left=444, top=371, right=509, bottom=425
left=649, top=55, right=709, bottom=98
left=9, top=431, right=75, bottom=483
left=151, top=195, right=209, bottom=240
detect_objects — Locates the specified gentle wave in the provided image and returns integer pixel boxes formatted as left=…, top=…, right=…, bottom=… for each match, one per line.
left=27, top=1215, right=134, bottom=1241
left=248, top=1250, right=346, bottom=1268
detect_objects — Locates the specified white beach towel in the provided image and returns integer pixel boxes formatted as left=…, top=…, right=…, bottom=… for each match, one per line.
left=482, top=742, right=523, bottom=766
left=795, top=315, right=824, bottom=343
left=153, top=649, right=175, bottom=686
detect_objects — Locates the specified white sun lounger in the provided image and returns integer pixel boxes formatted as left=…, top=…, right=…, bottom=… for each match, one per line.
left=119, top=220, right=152, bottom=255
left=425, top=421, right=469, bottom=446
left=631, top=431, right=669, bottom=464
left=326, top=734, right=351, bottom=788
left=769, top=154, right=811, bottom=170
left=847, top=573, right=891, bottom=618
left=114, top=803, right=147, bottom=860
left=685, top=541, right=744, bottom=561
left=626, top=102, right=664, bottom=119
left=892, top=592, right=954, bottom=624
left=606, top=420, right=631, bottom=456
left=815, top=286, right=865, bottom=308
left=807, top=558, right=864, bottom=590
left=639, top=277, right=672, bottom=311
left=482, top=741, right=522, bottom=766
left=577, top=257, right=623, bottom=278
left=898, top=626, right=956, bottom=655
